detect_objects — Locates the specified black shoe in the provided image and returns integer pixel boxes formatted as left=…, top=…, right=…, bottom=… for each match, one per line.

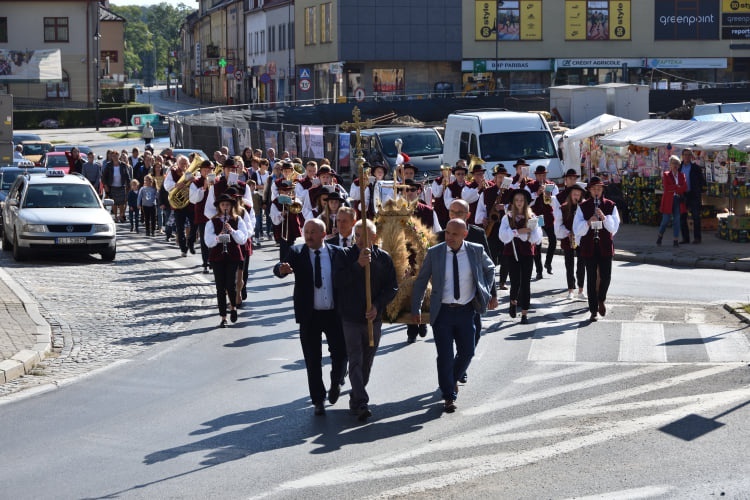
left=241, top=288, right=247, bottom=300
left=692, top=239, right=701, bottom=244
left=230, top=309, right=238, bottom=323
left=681, top=239, right=690, bottom=244
left=589, top=313, right=598, bottom=322
left=314, top=402, right=326, bottom=416
left=673, top=240, right=679, bottom=247
left=418, top=324, right=427, bottom=337
left=656, top=235, right=663, bottom=246
left=459, top=373, right=468, bottom=384
left=357, top=406, right=372, bottom=422
left=535, top=272, right=543, bottom=280
left=520, top=315, right=529, bottom=324
left=219, top=319, right=227, bottom=328
left=203, top=266, right=210, bottom=274
left=443, top=399, right=456, bottom=413
left=545, top=266, right=553, bottom=275
left=328, top=383, right=340, bottom=405
left=189, top=246, right=196, bottom=255
left=509, top=302, right=517, bottom=318
left=406, top=335, right=416, bottom=344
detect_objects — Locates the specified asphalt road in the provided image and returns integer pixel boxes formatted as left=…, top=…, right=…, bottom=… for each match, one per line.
left=0, top=234, right=748, bottom=499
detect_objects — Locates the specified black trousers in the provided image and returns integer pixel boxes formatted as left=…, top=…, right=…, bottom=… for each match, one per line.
left=196, top=222, right=209, bottom=267
left=584, top=248, right=613, bottom=314
left=679, top=192, right=702, bottom=242
left=212, top=260, right=240, bottom=317
left=142, top=206, right=156, bottom=235
left=534, top=225, right=557, bottom=273
left=508, top=254, right=534, bottom=311
left=564, top=247, right=585, bottom=290
left=174, top=208, right=196, bottom=253
left=299, top=309, right=348, bottom=405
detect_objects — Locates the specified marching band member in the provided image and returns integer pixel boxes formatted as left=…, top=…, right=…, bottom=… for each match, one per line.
left=227, top=187, right=255, bottom=304
left=317, top=190, right=343, bottom=235
left=189, top=160, right=215, bottom=273
left=462, top=163, right=494, bottom=225
left=270, top=179, right=305, bottom=260
left=204, top=157, right=253, bottom=219
left=554, top=168, right=583, bottom=209
left=349, top=161, right=378, bottom=219
left=475, top=164, right=513, bottom=290
left=430, top=163, right=453, bottom=227
left=510, top=158, right=533, bottom=190
left=499, top=189, right=543, bottom=324
left=573, top=176, right=621, bottom=323
left=529, top=165, right=559, bottom=280
left=204, top=193, right=248, bottom=328
left=443, top=161, right=469, bottom=208
left=401, top=163, right=429, bottom=205
left=554, top=183, right=586, bottom=300
left=306, top=165, right=349, bottom=216
left=163, top=154, right=197, bottom=258
left=371, top=161, right=393, bottom=212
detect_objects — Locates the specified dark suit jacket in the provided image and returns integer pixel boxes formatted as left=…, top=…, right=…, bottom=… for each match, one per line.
left=681, top=161, right=706, bottom=197
left=325, top=233, right=354, bottom=248
left=437, top=224, right=496, bottom=298
left=273, top=243, right=344, bottom=324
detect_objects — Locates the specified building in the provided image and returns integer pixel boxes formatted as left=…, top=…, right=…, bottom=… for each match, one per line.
left=0, top=0, right=124, bottom=106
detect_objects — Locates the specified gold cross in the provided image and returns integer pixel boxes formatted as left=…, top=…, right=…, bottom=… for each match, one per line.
left=340, top=106, right=374, bottom=161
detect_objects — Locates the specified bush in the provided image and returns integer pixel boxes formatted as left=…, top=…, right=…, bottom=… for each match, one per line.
left=102, top=117, right=122, bottom=127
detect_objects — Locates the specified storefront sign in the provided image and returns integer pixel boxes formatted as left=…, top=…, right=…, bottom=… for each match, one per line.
left=723, top=25, right=750, bottom=37
left=654, top=0, right=720, bottom=40
left=646, top=57, right=727, bottom=68
left=565, top=1, right=631, bottom=40
left=555, top=58, right=643, bottom=69
left=474, top=0, right=542, bottom=41
left=195, top=43, right=201, bottom=76
left=722, top=0, right=750, bottom=37
left=722, top=0, right=750, bottom=12
left=462, top=60, right=551, bottom=72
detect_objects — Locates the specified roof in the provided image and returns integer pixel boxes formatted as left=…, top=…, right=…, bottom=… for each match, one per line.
left=598, top=119, right=750, bottom=151
left=100, top=6, right=126, bottom=23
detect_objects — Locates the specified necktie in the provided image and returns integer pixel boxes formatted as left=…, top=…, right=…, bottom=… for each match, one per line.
left=342, top=237, right=347, bottom=248
left=451, top=249, right=460, bottom=301
left=314, top=250, right=322, bottom=288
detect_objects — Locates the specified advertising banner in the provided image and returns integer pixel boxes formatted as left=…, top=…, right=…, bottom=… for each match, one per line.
left=565, top=1, right=631, bottom=40
left=0, top=49, right=62, bottom=81
left=474, top=0, right=542, bottom=40
left=654, top=0, right=719, bottom=40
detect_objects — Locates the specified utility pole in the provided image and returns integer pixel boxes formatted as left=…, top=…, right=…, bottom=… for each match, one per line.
left=94, top=7, right=101, bottom=131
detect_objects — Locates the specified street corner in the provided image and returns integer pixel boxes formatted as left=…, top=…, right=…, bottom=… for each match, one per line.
left=723, top=303, right=750, bottom=325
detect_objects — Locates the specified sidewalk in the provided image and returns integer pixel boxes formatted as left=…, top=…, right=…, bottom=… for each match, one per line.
left=1, top=211, right=749, bottom=383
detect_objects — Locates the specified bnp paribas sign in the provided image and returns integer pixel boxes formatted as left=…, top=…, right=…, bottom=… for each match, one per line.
left=654, top=0, right=720, bottom=40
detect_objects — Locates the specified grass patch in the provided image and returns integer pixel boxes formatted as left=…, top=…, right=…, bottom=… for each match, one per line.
left=743, top=304, right=750, bottom=315
left=107, top=132, right=142, bottom=139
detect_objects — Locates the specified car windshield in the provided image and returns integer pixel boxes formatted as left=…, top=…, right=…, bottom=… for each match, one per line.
left=479, top=131, right=558, bottom=161
left=23, top=184, right=100, bottom=208
left=46, top=155, right=69, bottom=167
left=378, top=131, right=443, bottom=157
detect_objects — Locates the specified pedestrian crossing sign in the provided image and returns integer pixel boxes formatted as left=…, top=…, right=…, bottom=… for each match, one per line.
left=299, top=68, right=311, bottom=79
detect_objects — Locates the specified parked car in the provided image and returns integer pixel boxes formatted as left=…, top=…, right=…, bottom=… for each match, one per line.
left=0, top=167, right=47, bottom=214
left=21, top=141, right=54, bottom=166
left=41, top=151, right=72, bottom=173
left=1, top=170, right=116, bottom=261
left=51, top=145, right=94, bottom=156
left=12, top=133, right=42, bottom=145
left=355, top=127, right=444, bottom=178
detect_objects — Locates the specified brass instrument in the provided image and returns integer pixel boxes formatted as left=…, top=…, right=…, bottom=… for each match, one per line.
left=280, top=177, right=303, bottom=241
left=466, top=155, right=485, bottom=184
left=485, top=199, right=505, bottom=237
left=168, top=154, right=204, bottom=210
left=440, top=163, right=452, bottom=187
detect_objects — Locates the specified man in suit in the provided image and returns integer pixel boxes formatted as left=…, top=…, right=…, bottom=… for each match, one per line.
left=273, top=219, right=348, bottom=416
left=679, top=148, right=706, bottom=244
left=412, top=219, right=497, bottom=413
left=325, top=206, right=356, bottom=248
left=334, top=219, right=398, bottom=422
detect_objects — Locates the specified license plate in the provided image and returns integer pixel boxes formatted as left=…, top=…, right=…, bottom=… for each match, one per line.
left=56, top=237, right=86, bottom=244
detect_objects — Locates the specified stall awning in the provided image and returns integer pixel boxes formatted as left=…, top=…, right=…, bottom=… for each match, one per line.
left=691, top=112, right=750, bottom=123
left=562, top=114, right=636, bottom=171
left=598, top=119, right=750, bottom=151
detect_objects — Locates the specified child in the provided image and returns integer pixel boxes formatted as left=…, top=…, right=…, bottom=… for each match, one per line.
left=138, top=175, right=158, bottom=236
left=128, top=179, right=140, bottom=233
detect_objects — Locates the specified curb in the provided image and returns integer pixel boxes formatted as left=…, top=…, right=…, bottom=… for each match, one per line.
left=724, top=303, right=750, bottom=325
left=0, top=268, right=51, bottom=384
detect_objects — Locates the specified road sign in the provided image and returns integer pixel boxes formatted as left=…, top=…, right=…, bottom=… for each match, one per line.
left=234, top=70, right=243, bottom=81
left=299, top=78, right=311, bottom=92
left=354, top=87, right=366, bottom=102
left=131, top=113, right=159, bottom=127
left=299, top=68, right=311, bottom=79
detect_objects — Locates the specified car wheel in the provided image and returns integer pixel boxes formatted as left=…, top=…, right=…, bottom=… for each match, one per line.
left=12, top=230, right=25, bottom=261
left=1, top=224, right=10, bottom=251
left=100, top=246, right=116, bottom=262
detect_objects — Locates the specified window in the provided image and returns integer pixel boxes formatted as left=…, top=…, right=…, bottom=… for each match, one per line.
left=0, top=18, right=7, bottom=43
left=268, top=27, right=273, bottom=53
left=320, top=3, right=332, bottom=43
left=305, top=7, right=316, bottom=45
left=254, top=32, right=259, bottom=54
left=44, top=17, right=68, bottom=42
left=279, top=24, right=286, bottom=51
left=261, top=30, right=265, bottom=53
left=46, top=70, right=69, bottom=98
left=289, top=21, right=295, bottom=49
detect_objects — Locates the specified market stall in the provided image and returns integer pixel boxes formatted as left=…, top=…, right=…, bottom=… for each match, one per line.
left=597, top=119, right=750, bottom=241
left=561, top=113, right=635, bottom=179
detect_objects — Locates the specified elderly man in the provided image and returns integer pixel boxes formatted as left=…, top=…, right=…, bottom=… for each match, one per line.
left=273, top=219, right=348, bottom=416
left=412, top=219, right=496, bottom=413
left=335, top=219, right=398, bottom=422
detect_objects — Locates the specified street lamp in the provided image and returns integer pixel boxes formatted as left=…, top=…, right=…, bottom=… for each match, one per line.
left=94, top=16, right=101, bottom=132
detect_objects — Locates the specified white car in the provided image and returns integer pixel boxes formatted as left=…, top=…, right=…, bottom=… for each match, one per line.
left=1, top=170, right=116, bottom=261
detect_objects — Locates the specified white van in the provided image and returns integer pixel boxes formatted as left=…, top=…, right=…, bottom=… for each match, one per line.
left=355, top=127, right=444, bottom=177
left=443, top=110, right=565, bottom=181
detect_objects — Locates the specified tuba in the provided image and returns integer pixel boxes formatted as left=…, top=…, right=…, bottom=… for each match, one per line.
left=168, top=154, right=204, bottom=210
left=467, top=155, right=485, bottom=184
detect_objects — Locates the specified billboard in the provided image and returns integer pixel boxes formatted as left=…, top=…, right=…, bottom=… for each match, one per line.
left=654, top=0, right=720, bottom=40
left=0, top=49, right=62, bottom=82
left=565, top=1, right=631, bottom=41
left=474, top=0, right=542, bottom=41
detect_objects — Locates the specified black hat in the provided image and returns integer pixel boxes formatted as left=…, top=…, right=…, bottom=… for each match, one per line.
left=492, top=164, right=509, bottom=176
left=280, top=160, right=294, bottom=169
left=224, top=157, right=237, bottom=168
left=534, top=165, right=547, bottom=175
left=470, top=163, right=486, bottom=173
left=200, top=160, right=213, bottom=170
left=402, top=162, right=418, bottom=173
left=587, top=176, right=604, bottom=188
left=453, top=164, right=468, bottom=174
left=511, top=188, right=532, bottom=204
left=514, top=158, right=530, bottom=167
left=371, top=161, right=388, bottom=174
left=325, top=191, right=343, bottom=202
left=564, top=168, right=580, bottom=178
left=568, top=183, right=586, bottom=195
left=275, top=178, right=294, bottom=190
left=404, top=178, right=422, bottom=189
left=318, top=165, right=332, bottom=175
left=214, top=193, right=234, bottom=208
left=225, top=186, right=241, bottom=198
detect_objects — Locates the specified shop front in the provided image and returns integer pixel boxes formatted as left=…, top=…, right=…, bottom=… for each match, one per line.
left=461, top=59, right=552, bottom=95
left=554, top=58, right=644, bottom=86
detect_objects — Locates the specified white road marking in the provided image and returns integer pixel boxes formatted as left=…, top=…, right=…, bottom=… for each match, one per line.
left=514, top=363, right=610, bottom=384
left=619, top=322, right=667, bottom=363
left=528, top=324, right=578, bottom=362
left=562, top=486, right=677, bottom=500
left=698, top=324, right=750, bottom=362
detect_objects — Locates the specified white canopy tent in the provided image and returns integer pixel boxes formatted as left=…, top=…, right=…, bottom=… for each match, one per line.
left=598, top=119, right=750, bottom=151
left=692, top=112, right=750, bottom=123
left=562, top=114, right=635, bottom=173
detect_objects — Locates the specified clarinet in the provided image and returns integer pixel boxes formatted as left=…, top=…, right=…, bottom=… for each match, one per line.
left=221, top=209, right=230, bottom=255
left=593, top=197, right=601, bottom=243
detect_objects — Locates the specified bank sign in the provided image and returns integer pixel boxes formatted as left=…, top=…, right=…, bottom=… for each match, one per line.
left=654, top=0, right=720, bottom=40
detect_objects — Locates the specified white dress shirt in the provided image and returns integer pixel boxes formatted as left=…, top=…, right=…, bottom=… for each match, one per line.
left=442, top=242, right=475, bottom=306
left=309, top=245, right=334, bottom=310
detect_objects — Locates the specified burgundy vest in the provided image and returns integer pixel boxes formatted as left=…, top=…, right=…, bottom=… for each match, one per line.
left=482, top=186, right=505, bottom=240
left=208, top=217, right=244, bottom=262
left=272, top=199, right=303, bottom=242
left=412, top=203, right=435, bottom=230
left=529, top=180, right=555, bottom=219
left=193, top=178, right=209, bottom=224
left=213, top=177, right=247, bottom=199
left=502, top=215, right=536, bottom=257
left=578, top=197, right=615, bottom=258
left=447, top=181, right=464, bottom=200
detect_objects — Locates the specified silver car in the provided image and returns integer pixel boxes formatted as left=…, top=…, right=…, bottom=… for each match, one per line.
left=1, top=170, right=117, bottom=261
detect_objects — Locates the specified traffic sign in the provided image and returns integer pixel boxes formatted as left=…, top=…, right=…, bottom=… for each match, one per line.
left=234, top=70, right=243, bottom=81
left=299, top=78, right=311, bottom=92
left=299, top=68, right=311, bottom=79
left=354, top=87, right=366, bottom=102
left=131, top=113, right=159, bottom=127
